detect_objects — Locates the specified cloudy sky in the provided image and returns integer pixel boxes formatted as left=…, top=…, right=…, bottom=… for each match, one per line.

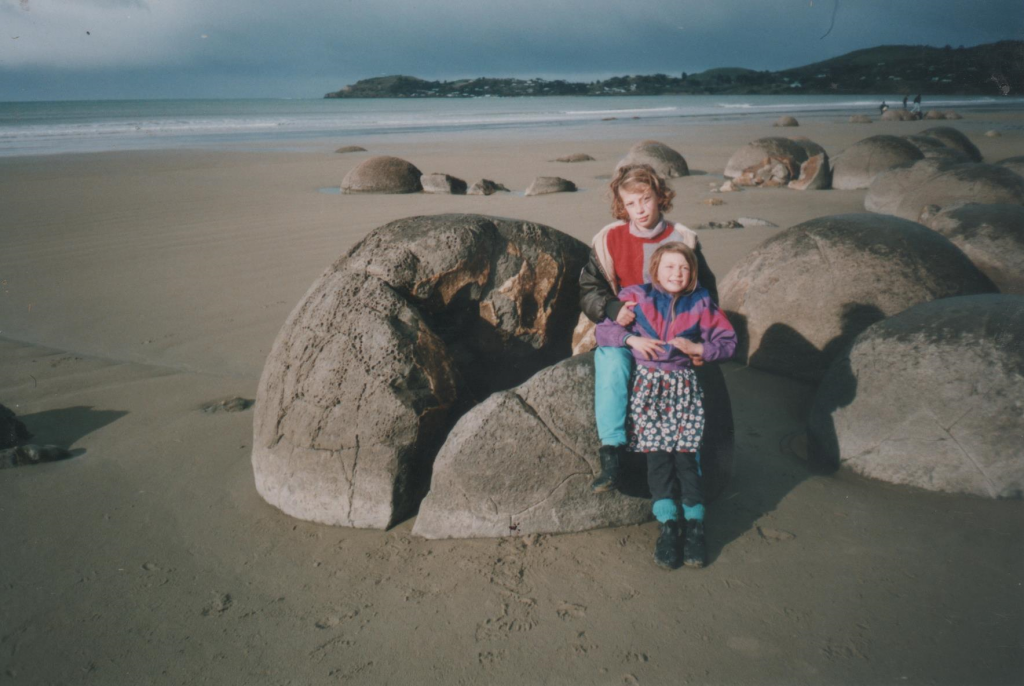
left=1, top=0, right=1021, bottom=101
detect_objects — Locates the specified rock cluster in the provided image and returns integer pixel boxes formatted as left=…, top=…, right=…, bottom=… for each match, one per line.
left=252, top=214, right=589, bottom=529
left=808, top=295, right=1024, bottom=499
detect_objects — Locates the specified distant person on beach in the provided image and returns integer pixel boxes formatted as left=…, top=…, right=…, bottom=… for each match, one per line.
left=595, top=242, right=736, bottom=568
left=912, top=94, right=922, bottom=117
left=902, top=95, right=908, bottom=110
left=879, top=101, right=889, bottom=114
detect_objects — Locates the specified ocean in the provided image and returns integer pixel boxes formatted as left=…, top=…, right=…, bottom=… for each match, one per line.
left=0, top=94, right=1020, bottom=157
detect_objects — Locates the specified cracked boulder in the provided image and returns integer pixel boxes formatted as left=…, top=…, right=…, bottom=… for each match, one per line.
left=616, top=140, right=689, bottom=178
left=831, top=136, right=924, bottom=190
left=252, top=214, right=589, bottom=529
left=341, top=155, right=423, bottom=194
left=413, top=353, right=734, bottom=538
left=719, top=213, right=997, bottom=381
left=724, top=138, right=809, bottom=179
left=918, top=203, right=1024, bottom=294
left=807, top=294, right=1024, bottom=499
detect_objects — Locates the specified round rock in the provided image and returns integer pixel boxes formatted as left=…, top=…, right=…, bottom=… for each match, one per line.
left=773, top=116, right=799, bottom=127
left=335, top=145, right=367, bottom=154
left=831, top=136, right=924, bottom=190
left=807, top=295, right=1024, bottom=499
left=252, top=214, right=589, bottom=529
left=893, top=164, right=1024, bottom=221
left=617, top=140, right=689, bottom=178
left=553, top=153, right=596, bottom=163
left=413, top=352, right=734, bottom=538
left=724, top=137, right=809, bottom=179
left=341, top=155, right=423, bottom=194
left=719, top=213, right=997, bottom=381
left=920, top=127, right=982, bottom=162
left=918, top=203, right=1024, bottom=294
left=525, top=176, right=577, bottom=196
left=864, top=158, right=963, bottom=215
left=849, top=114, right=873, bottom=124
left=881, top=109, right=916, bottom=121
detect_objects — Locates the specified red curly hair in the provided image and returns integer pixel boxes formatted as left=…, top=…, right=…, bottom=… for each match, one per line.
left=609, top=163, right=675, bottom=221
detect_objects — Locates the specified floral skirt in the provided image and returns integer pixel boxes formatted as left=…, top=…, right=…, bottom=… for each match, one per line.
left=626, top=366, right=705, bottom=453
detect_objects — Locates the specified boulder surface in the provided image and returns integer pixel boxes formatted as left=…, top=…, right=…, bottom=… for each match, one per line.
left=525, top=177, right=577, bottom=196
left=831, top=136, right=924, bottom=190
left=920, top=127, right=982, bottom=162
left=414, top=352, right=735, bottom=538
left=420, top=173, right=467, bottom=195
left=252, top=214, right=589, bottom=529
left=918, top=203, right=1024, bottom=294
left=616, top=140, right=689, bottom=178
left=341, top=156, right=423, bottom=194
left=719, top=213, right=998, bottom=381
left=864, top=158, right=962, bottom=215
left=807, top=295, right=1024, bottom=499
left=893, top=164, right=1024, bottom=221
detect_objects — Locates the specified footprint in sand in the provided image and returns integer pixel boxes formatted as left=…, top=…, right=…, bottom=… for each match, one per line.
left=757, top=526, right=796, bottom=543
left=556, top=602, right=586, bottom=620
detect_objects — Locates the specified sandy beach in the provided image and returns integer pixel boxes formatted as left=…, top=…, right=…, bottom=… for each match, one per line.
left=1, top=112, right=1022, bottom=685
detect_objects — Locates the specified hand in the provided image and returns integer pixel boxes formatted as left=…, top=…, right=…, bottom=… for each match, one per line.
left=615, top=301, right=637, bottom=326
left=670, top=337, right=704, bottom=361
left=626, top=336, right=665, bottom=361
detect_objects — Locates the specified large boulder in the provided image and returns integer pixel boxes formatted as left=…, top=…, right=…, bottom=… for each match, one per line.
left=413, top=353, right=735, bottom=538
left=918, top=203, right=1024, bottom=294
left=616, top=140, right=689, bottom=178
left=831, top=136, right=924, bottom=190
left=0, top=403, right=32, bottom=449
left=525, top=176, right=577, bottom=196
left=864, top=158, right=963, bottom=215
left=920, top=127, right=982, bottom=162
left=724, top=137, right=809, bottom=179
left=252, top=214, right=589, bottom=529
left=901, top=135, right=972, bottom=163
left=996, top=156, right=1024, bottom=178
left=807, top=295, right=1024, bottom=499
left=892, top=164, right=1024, bottom=221
left=341, top=156, right=423, bottom=194
left=720, top=213, right=998, bottom=381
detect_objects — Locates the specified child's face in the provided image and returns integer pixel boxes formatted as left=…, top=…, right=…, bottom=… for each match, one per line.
left=619, top=185, right=661, bottom=229
left=656, top=253, right=692, bottom=294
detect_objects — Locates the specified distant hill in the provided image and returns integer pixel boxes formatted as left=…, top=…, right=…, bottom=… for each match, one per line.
left=325, top=41, right=1023, bottom=98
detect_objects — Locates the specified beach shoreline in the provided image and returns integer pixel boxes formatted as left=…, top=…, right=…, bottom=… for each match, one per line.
left=1, top=111, right=1022, bottom=685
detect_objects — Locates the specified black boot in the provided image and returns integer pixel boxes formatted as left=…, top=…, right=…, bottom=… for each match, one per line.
left=683, top=520, right=706, bottom=568
left=654, top=520, right=684, bottom=569
left=591, top=445, right=622, bottom=493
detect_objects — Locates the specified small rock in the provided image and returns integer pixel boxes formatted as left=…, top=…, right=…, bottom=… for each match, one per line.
left=200, top=397, right=254, bottom=414
left=552, top=153, right=595, bottom=163
left=985, top=130, right=1001, bottom=138
left=335, top=146, right=367, bottom=154
left=698, top=220, right=743, bottom=230
left=773, top=115, right=799, bottom=127
left=420, top=173, right=467, bottom=195
left=467, top=179, right=510, bottom=196
left=719, top=180, right=740, bottom=192
left=737, top=217, right=778, bottom=228
left=142, top=562, right=159, bottom=572
left=525, top=176, right=577, bottom=196
left=0, top=444, right=73, bottom=469
left=757, top=527, right=796, bottom=542
left=849, top=114, right=873, bottom=124
left=702, top=197, right=724, bottom=206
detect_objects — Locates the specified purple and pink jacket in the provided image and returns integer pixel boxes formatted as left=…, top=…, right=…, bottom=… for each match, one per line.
left=595, top=282, right=737, bottom=371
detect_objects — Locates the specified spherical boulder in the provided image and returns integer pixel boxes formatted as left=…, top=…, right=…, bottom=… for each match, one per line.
left=881, top=109, right=916, bottom=121
left=893, top=164, right=1024, bottom=221
left=525, top=176, right=577, bottom=196
left=901, top=135, right=972, bottom=163
left=413, top=352, right=734, bottom=538
left=724, top=137, right=809, bottom=179
left=335, top=145, right=367, bottom=154
left=831, top=135, right=924, bottom=190
left=864, top=158, right=962, bottom=215
left=341, top=155, right=423, bottom=194
left=252, top=214, right=589, bottom=529
left=918, top=203, right=1024, bottom=294
left=719, top=213, right=997, bottom=381
left=807, top=295, right=1024, bottom=499
left=920, top=127, right=982, bottom=162
left=617, top=140, right=689, bottom=178
left=774, top=116, right=799, bottom=127
left=996, top=156, right=1024, bottom=178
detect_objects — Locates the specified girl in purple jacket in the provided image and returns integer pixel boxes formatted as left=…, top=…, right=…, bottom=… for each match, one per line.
left=595, top=242, right=737, bottom=569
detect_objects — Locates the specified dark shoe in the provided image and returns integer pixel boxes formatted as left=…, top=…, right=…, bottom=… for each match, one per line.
left=654, top=520, right=684, bottom=569
left=683, top=520, right=707, bottom=568
left=590, top=445, right=622, bottom=493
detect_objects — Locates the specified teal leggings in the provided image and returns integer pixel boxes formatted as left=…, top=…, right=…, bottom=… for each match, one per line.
left=594, top=346, right=633, bottom=447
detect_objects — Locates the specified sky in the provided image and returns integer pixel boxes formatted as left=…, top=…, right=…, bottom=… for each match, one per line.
left=1, top=0, right=1021, bottom=101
